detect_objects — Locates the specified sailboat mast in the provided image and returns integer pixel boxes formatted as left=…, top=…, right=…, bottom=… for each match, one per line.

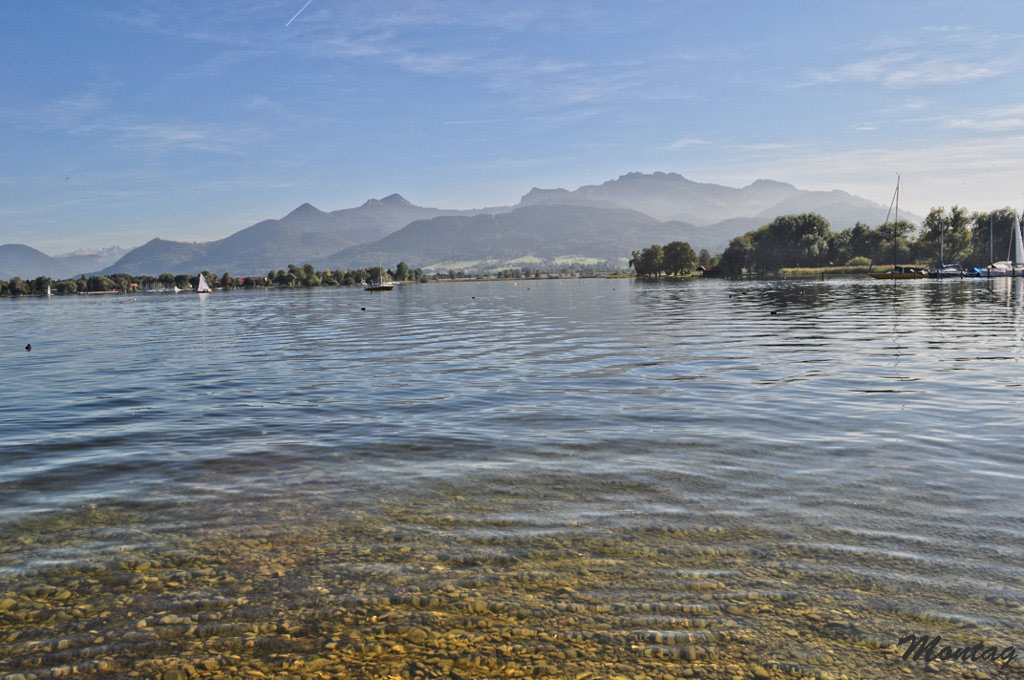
left=1008, top=215, right=1014, bottom=263
left=939, top=212, right=944, bottom=267
left=893, top=175, right=900, bottom=270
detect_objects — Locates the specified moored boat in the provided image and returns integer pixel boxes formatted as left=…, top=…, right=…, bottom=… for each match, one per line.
left=364, top=253, right=394, bottom=291
left=928, top=263, right=963, bottom=278
left=868, top=177, right=929, bottom=280
left=869, top=265, right=928, bottom=280
left=977, top=212, right=1024, bottom=277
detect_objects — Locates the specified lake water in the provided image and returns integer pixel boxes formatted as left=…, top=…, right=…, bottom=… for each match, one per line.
left=2, top=277, right=1023, bottom=679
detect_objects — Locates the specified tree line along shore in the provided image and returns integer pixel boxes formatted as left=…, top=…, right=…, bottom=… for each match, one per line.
left=630, top=206, right=1024, bottom=278
left=0, top=261, right=619, bottom=297
left=0, top=263, right=424, bottom=297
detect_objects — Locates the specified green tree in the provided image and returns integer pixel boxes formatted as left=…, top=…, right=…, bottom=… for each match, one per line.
left=750, top=213, right=831, bottom=272
left=969, top=208, right=1018, bottom=265
left=629, top=245, right=664, bottom=278
left=662, top=241, right=698, bottom=276
left=7, top=277, right=28, bottom=295
left=395, top=261, right=412, bottom=281
left=921, top=206, right=971, bottom=265
left=31, top=276, right=52, bottom=295
left=881, top=219, right=917, bottom=265
left=827, top=229, right=851, bottom=265
left=87, top=276, right=116, bottom=292
left=719, top=235, right=753, bottom=276
left=698, top=249, right=711, bottom=267
left=110, top=273, right=133, bottom=292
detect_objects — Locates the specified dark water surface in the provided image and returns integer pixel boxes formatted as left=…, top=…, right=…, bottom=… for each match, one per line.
left=2, top=278, right=1023, bottom=679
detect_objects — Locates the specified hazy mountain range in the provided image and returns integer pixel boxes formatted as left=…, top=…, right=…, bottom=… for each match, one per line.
left=0, top=173, right=918, bottom=278
left=314, top=204, right=712, bottom=271
left=0, top=245, right=128, bottom=280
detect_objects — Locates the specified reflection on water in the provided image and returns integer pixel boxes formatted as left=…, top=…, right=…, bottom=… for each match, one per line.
left=2, top=277, right=1024, bottom=678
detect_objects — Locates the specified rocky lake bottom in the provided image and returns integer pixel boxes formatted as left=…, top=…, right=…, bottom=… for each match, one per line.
left=3, top=279, right=1024, bottom=679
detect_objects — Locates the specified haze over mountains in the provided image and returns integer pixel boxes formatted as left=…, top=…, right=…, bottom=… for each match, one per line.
left=0, top=245, right=128, bottom=281
left=97, top=195, right=508, bottom=277
left=317, top=173, right=917, bottom=272
left=1, top=173, right=917, bottom=278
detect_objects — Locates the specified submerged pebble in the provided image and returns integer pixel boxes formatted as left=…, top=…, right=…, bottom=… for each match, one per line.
left=0, top=488, right=1019, bottom=680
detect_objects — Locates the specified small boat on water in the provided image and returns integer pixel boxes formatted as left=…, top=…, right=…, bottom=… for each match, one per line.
left=364, top=281, right=394, bottom=291
left=868, top=177, right=930, bottom=280
left=929, top=263, right=963, bottom=278
left=364, top=254, right=394, bottom=291
left=196, top=273, right=212, bottom=294
left=870, top=265, right=928, bottom=280
left=979, top=261, right=1021, bottom=277
left=976, top=212, right=1024, bottom=277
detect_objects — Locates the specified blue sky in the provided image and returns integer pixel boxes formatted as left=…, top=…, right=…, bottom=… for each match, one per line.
left=3, top=1, right=1024, bottom=252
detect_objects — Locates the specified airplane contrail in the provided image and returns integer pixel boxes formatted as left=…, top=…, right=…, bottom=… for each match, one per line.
left=285, top=0, right=314, bottom=27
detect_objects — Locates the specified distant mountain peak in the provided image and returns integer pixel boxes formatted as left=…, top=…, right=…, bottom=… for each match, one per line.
left=518, top=187, right=570, bottom=205
left=382, top=193, right=411, bottom=206
left=613, top=171, right=686, bottom=182
left=746, top=179, right=796, bottom=190
left=284, top=202, right=324, bottom=219
left=0, top=243, right=42, bottom=253
left=362, top=193, right=413, bottom=208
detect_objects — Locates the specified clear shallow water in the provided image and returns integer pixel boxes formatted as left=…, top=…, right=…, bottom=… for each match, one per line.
left=2, top=278, right=1024, bottom=679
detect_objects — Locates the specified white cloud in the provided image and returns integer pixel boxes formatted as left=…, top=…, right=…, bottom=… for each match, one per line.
left=801, top=28, right=1023, bottom=89
left=806, top=52, right=1008, bottom=88
left=938, top=104, right=1024, bottom=132
left=15, top=84, right=268, bottom=155
left=661, top=138, right=709, bottom=150
left=442, top=118, right=519, bottom=126
left=733, top=142, right=796, bottom=151
left=115, top=123, right=247, bottom=153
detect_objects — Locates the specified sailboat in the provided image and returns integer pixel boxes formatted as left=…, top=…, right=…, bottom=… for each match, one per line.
left=364, top=254, right=394, bottom=291
left=46, top=284, right=52, bottom=297
left=928, top=212, right=964, bottom=277
left=870, top=177, right=928, bottom=279
left=981, top=211, right=1024, bottom=277
left=196, top=273, right=212, bottom=293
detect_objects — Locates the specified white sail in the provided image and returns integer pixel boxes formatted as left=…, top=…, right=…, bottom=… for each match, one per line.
left=197, top=273, right=212, bottom=293
left=1015, top=214, right=1024, bottom=265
